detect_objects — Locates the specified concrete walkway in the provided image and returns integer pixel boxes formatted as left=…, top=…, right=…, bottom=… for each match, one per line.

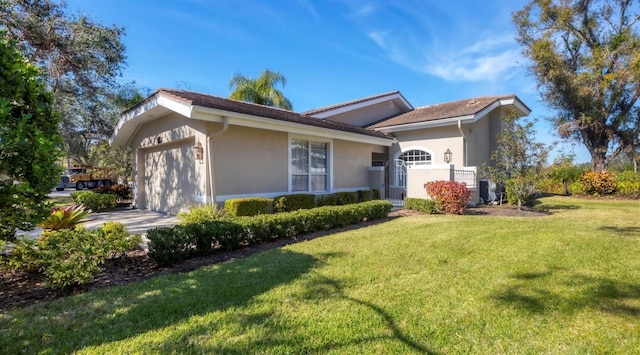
left=16, top=209, right=180, bottom=239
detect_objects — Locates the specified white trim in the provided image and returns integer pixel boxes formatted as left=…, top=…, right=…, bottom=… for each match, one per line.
left=191, top=106, right=394, bottom=146
left=393, top=146, right=435, bottom=161
left=409, top=164, right=453, bottom=170
left=374, top=96, right=531, bottom=134
left=195, top=195, right=213, bottom=203
left=330, top=186, right=371, bottom=193
left=308, top=93, right=414, bottom=119
left=288, top=134, right=333, bottom=193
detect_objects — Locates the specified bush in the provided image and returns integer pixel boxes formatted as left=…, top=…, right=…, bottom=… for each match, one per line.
left=38, top=205, right=92, bottom=230
left=316, top=193, right=338, bottom=207
left=72, top=191, right=117, bottom=211
left=405, top=198, right=437, bottom=214
left=93, top=184, right=132, bottom=201
left=4, top=223, right=139, bottom=289
left=335, top=192, right=358, bottom=205
left=225, top=197, right=272, bottom=217
left=147, top=200, right=393, bottom=266
left=616, top=171, right=640, bottom=198
left=424, top=181, right=472, bottom=214
left=357, top=189, right=374, bottom=202
left=177, top=204, right=225, bottom=224
left=580, top=170, right=617, bottom=195
left=273, top=194, right=316, bottom=212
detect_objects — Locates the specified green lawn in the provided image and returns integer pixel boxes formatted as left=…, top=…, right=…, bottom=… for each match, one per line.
left=1, top=196, right=639, bottom=354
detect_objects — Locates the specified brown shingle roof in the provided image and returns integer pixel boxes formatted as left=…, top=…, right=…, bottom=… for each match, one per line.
left=153, top=89, right=391, bottom=139
left=301, top=91, right=403, bottom=116
left=367, top=95, right=518, bottom=129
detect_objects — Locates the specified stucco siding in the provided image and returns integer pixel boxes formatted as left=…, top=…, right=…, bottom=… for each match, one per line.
left=212, top=125, right=288, bottom=197
left=325, top=101, right=405, bottom=127
left=392, top=126, right=464, bottom=166
left=333, top=140, right=377, bottom=189
left=131, top=112, right=208, bottom=213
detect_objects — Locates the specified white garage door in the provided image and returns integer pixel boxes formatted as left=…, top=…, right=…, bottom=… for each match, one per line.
left=143, top=140, right=196, bottom=214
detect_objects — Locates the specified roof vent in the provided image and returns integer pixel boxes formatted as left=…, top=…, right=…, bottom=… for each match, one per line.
left=468, top=98, right=478, bottom=106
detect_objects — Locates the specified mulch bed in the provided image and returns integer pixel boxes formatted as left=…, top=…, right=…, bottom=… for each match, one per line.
left=0, top=205, right=545, bottom=312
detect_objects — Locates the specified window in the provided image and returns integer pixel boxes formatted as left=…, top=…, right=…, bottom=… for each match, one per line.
left=396, top=149, right=432, bottom=187
left=291, top=139, right=328, bottom=192
left=400, top=149, right=432, bottom=166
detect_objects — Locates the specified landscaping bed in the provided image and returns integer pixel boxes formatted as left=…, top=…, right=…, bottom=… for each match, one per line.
left=0, top=205, right=545, bottom=311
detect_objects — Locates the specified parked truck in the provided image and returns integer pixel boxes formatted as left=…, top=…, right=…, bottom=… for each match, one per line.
left=55, top=166, right=117, bottom=191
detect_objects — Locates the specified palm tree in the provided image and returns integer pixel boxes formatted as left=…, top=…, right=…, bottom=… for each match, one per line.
left=229, top=69, right=293, bottom=110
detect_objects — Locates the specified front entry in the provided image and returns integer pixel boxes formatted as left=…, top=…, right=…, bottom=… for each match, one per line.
left=384, top=159, right=407, bottom=207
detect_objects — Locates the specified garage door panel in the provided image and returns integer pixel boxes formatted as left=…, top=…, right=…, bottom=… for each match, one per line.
left=144, top=141, right=195, bottom=214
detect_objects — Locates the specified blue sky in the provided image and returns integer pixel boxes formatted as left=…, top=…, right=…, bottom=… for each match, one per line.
left=66, top=0, right=590, bottom=163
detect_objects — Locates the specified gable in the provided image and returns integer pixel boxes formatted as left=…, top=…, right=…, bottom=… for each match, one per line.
left=368, top=95, right=531, bottom=133
left=303, top=91, right=413, bottom=127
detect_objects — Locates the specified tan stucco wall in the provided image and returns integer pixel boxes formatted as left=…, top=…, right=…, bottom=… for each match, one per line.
left=406, top=167, right=454, bottom=199
left=211, top=125, right=288, bottom=197
left=392, top=126, right=464, bottom=166
left=333, top=140, right=381, bottom=189
left=325, top=101, right=405, bottom=127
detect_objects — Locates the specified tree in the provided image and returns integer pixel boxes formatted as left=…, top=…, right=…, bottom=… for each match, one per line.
left=513, top=0, right=640, bottom=172
left=0, top=30, right=63, bottom=241
left=229, top=69, right=293, bottom=110
left=482, top=116, right=551, bottom=209
left=0, top=0, right=127, bottom=164
left=86, top=83, right=148, bottom=182
left=548, top=154, right=586, bottom=195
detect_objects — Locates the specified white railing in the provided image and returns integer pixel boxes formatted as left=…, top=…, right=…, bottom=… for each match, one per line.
left=454, top=167, right=477, bottom=189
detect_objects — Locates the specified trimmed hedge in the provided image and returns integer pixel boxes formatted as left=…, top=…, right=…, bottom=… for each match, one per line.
left=224, top=197, right=272, bottom=217
left=273, top=194, right=316, bottom=212
left=70, top=191, right=117, bottom=211
left=148, top=200, right=393, bottom=266
left=405, top=197, right=437, bottom=214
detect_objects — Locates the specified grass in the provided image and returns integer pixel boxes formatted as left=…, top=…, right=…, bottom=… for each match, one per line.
left=47, top=195, right=75, bottom=208
left=1, top=196, right=639, bottom=353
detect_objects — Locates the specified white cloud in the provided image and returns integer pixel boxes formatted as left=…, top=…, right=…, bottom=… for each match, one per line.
left=425, top=48, right=523, bottom=82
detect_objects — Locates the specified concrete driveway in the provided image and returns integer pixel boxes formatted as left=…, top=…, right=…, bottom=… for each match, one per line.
left=17, top=209, right=180, bottom=239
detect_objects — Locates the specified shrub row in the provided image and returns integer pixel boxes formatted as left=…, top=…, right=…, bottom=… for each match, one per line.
left=93, top=184, right=132, bottom=201
left=226, top=189, right=380, bottom=216
left=562, top=170, right=640, bottom=198
left=147, top=200, right=393, bottom=266
left=70, top=191, right=117, bottom=211
left=3, top=222, right=141, bottom=289
left=224, top=197, right=272, bottom=216
left=405, top=197, right=438, bottom=214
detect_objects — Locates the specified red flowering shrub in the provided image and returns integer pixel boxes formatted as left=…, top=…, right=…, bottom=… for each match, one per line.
left=424, top=181, right=472, bottom=214
left=579, top=171, right=617, bottom=195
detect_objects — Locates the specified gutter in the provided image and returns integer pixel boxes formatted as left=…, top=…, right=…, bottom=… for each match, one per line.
left=206, top=116, right=229, bottom=205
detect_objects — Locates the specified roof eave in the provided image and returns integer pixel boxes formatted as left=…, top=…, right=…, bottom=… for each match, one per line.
left=192, top=105, right=394, bottom=146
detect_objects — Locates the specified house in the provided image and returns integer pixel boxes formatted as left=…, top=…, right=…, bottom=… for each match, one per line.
left=110, top=89, right=530, bottom=214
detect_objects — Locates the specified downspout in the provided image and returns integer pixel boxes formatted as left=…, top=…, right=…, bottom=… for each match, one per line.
left=457, top=120, right=467, bottom=167
left=206, top=116, right=229, bottom=206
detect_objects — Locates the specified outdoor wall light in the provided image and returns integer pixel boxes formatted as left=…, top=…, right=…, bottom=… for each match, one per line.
left=194, top=142, right=204, bottom=163
left=444, top=149, right=452, bottom=164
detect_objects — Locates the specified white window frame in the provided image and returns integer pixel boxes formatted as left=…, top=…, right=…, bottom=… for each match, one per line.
left=393, top=146, right=434, bottom=186
left=288, top=134, right=333, bottom=193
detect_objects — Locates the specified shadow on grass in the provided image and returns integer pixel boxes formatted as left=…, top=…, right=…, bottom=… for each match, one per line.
left=598, top=226, right=640, bottom=237
left=532, top=203, right=582, bottom=214
left=297, top=275, right=439, bottom=354
left=1, top=249, right=319, bottom=353
left=491, top=270, right=640, bottom=316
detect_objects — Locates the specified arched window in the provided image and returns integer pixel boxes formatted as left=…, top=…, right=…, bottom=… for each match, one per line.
left=395, top=149, right=432, bottom=187
left=399, top=149, right=432, bottom=166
